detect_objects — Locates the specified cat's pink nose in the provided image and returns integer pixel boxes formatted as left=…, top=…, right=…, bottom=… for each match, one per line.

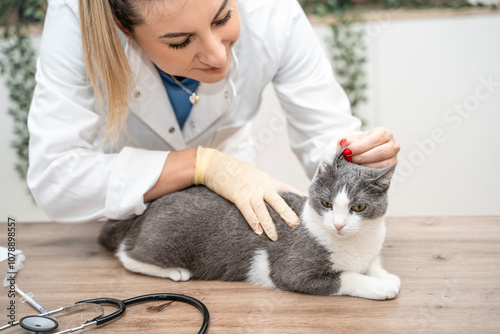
left=334, top=223, right=345, bottom=231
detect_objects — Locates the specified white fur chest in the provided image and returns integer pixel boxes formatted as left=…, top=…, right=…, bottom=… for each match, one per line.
left=302, top=204, right=386, bottom=274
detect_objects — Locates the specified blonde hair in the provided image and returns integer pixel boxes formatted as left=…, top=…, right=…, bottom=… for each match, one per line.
left=78, top=0, right=142, bottom=143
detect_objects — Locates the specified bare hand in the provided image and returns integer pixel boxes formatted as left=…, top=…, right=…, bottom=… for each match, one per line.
left=338, top=127, right=400, bottom=168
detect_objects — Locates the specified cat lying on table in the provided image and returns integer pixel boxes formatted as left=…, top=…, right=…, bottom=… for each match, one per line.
left=99, top=151, right=400, bottom=300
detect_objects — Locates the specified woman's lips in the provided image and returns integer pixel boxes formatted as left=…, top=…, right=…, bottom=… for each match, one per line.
left=199, top=67, right=223, bottom=74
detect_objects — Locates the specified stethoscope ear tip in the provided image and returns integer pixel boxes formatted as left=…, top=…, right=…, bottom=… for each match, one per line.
left=19, top=315, right=58, bottom=333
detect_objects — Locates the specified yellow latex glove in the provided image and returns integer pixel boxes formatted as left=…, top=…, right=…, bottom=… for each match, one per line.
left=194, top=146, right=302, bottom=241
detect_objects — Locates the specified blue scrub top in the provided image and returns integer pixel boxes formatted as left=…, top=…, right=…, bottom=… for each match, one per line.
left=156, top=66, right=200, bottom=129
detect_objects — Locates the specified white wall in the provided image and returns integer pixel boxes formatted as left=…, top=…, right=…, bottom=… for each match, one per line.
left=254, top=12, right=500, bottom=216
left=370, top=13, right=500, bottom=216
left=1, top=13, right=499, bottom=221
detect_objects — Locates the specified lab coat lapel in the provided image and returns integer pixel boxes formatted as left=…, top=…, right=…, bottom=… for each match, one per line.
left=125, top=40, right=187, bottom=151
left=182, top=50, right=239, bottom=142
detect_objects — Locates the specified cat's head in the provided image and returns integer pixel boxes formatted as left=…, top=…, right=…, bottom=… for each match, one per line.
left=308, top=151, right=396, bottom=237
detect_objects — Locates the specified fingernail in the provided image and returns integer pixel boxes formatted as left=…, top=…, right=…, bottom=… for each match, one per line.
left=288, top=217, right=300, bottom=228
left=345, top=156, right=353, bottom=162
left=255, top=224, right=263, bottom=235
left=339, top=138, right=347, bottom=146
left=270, top=234, right=278, bottom=242
left=282, top=210, right=300, bottom=227
left=343, top=148, right=352, bottom=156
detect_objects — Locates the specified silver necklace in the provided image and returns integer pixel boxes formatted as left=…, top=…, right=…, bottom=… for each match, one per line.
left=168, top=75, right=200, bottom=105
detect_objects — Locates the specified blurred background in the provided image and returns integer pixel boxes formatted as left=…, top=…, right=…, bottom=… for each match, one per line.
left=1, top=0, right=499, bottom=221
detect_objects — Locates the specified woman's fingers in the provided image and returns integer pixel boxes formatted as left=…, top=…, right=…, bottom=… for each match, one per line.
left=251, top=192, right=278, bottom=241
left=235, top=187, right=301, bottom=242
left=277, top=181, right=307, bottom=197
left=234, top=198, right=263, bottom=236
left=339, top=127, right=400, bottom=167
left=349, top=141, right=399, bottom=167
left=340, top=127, right=393, bottom=154
left=264, top=190, right=300, bottom=228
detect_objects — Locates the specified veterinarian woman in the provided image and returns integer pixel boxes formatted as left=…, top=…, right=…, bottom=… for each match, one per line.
left=27, top=0, right=399, bottom=241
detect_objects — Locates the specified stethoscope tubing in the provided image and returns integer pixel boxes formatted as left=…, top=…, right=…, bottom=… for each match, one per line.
left=75, top=297, right=125, bottom=325
left=76, top=293, right=210, bottom=334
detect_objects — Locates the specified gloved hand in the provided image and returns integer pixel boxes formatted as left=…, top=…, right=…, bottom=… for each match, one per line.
left=194, top=146, right=302, bottom=241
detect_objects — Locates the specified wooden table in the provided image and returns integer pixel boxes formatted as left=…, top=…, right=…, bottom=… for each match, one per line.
left=1, top=217, right=499, bottom=333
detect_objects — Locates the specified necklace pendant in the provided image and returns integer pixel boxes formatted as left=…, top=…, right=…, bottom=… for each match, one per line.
left=189, top=93, right=200, bottom=105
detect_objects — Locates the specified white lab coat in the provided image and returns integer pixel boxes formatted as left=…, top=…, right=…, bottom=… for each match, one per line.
left=27, top=0, right=361, bottom=223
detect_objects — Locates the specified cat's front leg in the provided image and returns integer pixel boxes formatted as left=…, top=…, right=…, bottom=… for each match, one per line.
left=366, top=255, right=401, bottom=291
left=334, top=271, right=399, bottom=300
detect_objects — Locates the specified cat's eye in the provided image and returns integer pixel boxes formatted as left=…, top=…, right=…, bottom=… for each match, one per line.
left=351, top=204, right=367, bottom=212
left=321, top=201, right=332, bottom=209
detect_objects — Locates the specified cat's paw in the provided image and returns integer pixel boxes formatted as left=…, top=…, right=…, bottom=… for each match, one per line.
left=366, top=262, right=401, bottom=291
left=165, top=268, right=192, bottom=282
left=356, top=277, right=399, bottom=300
left=371, top=270, right=401, bottom=291
left=336, top=272, right=399, bottom=300
left=383, top=273, right=401, bottom=291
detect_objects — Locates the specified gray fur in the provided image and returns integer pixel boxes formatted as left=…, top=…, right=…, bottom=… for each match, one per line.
left=99, top=151, right=395, bottom=296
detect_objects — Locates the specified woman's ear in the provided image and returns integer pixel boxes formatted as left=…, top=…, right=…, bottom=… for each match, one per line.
left=114, top=17, right=133, bottom=38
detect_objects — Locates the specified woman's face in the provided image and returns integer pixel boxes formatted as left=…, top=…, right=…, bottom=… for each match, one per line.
left=132, top=0, right=241, bottom=84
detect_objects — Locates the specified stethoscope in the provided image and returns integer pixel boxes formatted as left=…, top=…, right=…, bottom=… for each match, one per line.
left=2, top=293, right=209, bottom=334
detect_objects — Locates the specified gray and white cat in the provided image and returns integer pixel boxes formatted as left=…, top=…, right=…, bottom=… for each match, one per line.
left=99, top=151, right=401, bottom=300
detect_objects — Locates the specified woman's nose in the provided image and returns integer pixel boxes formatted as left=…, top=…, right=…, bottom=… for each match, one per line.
left=198, top=34, right=227, bottom=68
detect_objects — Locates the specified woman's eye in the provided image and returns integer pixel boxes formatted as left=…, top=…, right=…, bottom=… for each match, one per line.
left=351, top=204, right=367, bottom=212
left=168, top=10, right=232, bottom=50
left=321, top=201, right=332, bottom=209
left=168, top=36, right=192, bottom=50
left=213, top=10, right=232, bottom=27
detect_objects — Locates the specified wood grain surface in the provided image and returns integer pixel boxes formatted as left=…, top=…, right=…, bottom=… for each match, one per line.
left=1, top=216, right=499, bottom=333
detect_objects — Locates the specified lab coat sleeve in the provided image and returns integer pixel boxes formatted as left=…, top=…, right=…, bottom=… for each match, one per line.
left=27, top=0, right=168, bottom=222
left=272, top=0, right=362, bottom=179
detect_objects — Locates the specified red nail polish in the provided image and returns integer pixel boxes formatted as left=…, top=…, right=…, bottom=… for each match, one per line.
left=339, top=138, right=347, bottom=146
left=345, top=156, right=353, bottom=162
left=343, top=148, right=352, bottom=156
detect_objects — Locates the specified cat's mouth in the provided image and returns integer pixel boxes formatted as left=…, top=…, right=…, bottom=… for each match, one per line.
left=326, top=224, right=357, bottom=238
left=335, top=230, right=351, bottom=237
left=324, top=223, right=352, bottom=237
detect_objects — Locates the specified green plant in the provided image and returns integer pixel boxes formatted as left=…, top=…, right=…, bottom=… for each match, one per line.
left=330, top=14, right=367, bottom=125
left=299, top=0, right=353, bottom=15
left=382, top=0, right=471, bottom=9
left=0, top=0, right=46, bottom=184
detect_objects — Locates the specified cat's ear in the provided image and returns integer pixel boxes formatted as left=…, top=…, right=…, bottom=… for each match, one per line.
left=370, top=164, right=396, bottom=191
left=317, top=153, right=338, bottom=175
left=315, top=151, right=347, bottom=177
left=318, top=161, right=329, bottom=175
left=332, top=149, right=348, bottom=170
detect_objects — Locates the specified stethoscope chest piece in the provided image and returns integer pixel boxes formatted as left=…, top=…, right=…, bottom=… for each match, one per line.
left=19, top=315, right=58, bottom=333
